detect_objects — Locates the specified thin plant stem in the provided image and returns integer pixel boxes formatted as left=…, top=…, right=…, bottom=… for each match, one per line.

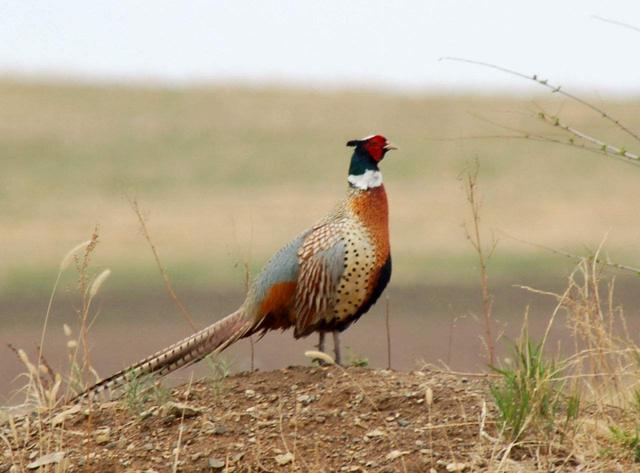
left=129, top=196, right=198, bottom=332
left=462, top=159, right=496, bottom=365
left=385, top=296, right=391, bottom=370
left=37, top=270, right=63, bottom=390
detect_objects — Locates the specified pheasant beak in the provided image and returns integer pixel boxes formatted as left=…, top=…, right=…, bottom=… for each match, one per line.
left=384, top=142, right=398, bottom=151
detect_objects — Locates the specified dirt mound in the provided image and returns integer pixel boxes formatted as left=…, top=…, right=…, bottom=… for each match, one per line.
left=2, top=366, right=631, bottom=472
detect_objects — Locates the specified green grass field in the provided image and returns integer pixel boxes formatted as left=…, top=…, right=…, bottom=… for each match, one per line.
left=2, top=78, right=639, bottom=296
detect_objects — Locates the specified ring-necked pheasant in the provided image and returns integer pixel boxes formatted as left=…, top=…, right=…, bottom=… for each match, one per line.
left=79, top=134, right=396, bottom=400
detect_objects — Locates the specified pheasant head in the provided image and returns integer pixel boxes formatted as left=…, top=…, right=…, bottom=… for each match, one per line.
left=346, top=134, right=397, bottom=190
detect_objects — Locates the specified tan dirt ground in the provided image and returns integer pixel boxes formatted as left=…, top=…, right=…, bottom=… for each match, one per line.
left=2, top=367, right=635, bottom=472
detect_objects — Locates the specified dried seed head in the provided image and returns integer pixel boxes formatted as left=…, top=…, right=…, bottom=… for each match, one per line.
left=48, top=374, right=62, bottom=402
left=89, top=269, right=111, bottom=298
left=60, top=240, right=92, bottom=271
left=18, top=349, right=30, bottom=367
left=17, top=349, right=37, bottom=376
left=425, top=387, right=433, bottom=406
left=63, top=324, right=72, bottom=337
left=304, top=350, right=335, bottom=365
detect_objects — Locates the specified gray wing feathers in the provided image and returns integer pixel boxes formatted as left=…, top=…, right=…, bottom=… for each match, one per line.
left=244, top=232, right=305, bottom=317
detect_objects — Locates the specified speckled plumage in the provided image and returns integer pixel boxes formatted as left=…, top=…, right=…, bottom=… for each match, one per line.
left=293, top=185, right=390, bottom=336
left=76, top=135, right=394, bottom=401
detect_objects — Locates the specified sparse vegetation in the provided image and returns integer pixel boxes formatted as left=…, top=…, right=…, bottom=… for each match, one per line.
left=490, top=329, right=567, bottom=442
left=610, top=424, right=640, bottom=463
left=0, top=235, right=114, bottom=472
left=204, top=354, right=232, bottom=396
left=122, top=370, right=172, bottom=414
left=345, top=348, right=369, bottom=368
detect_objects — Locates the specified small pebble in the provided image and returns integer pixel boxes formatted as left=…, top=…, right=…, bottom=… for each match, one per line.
left=446, top=463, right=467, bottom=472
left=275, top=452, right=294, bottom=465
left=208, top=458, right=225, bottom=469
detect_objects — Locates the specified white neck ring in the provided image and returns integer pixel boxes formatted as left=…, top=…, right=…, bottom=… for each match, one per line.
left=348, top=170, right=383, bottom=190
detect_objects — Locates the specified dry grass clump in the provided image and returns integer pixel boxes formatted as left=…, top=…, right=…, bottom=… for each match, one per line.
left=560, top=259, right=640, bottom=464
left=0, top=230, right=113, bottom=471
left=484, top=254, right=640, bottom=468
left=562, top=260, right=640, bottom=409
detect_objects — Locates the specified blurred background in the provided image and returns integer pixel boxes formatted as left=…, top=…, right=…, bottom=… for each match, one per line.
left=2, top=1, right=640, bottom=403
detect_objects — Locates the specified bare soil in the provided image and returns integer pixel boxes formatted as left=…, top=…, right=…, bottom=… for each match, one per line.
left=3, top=366, right=636, bottom=472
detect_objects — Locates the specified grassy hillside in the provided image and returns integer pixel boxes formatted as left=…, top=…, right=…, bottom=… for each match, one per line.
left=1, top=79, right=639, bottom=296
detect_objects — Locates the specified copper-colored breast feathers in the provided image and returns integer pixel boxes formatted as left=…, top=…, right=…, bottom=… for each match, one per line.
left=332, top=185, right=390, bottom=324
left=348, top=184, right=390, bottom=265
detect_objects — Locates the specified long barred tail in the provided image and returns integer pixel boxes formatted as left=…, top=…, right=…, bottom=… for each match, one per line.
left=73, top=309, right=251, bottom=402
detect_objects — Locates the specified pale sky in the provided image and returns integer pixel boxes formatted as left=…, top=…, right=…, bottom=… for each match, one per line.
left=2, top=0, right=639, bottom=93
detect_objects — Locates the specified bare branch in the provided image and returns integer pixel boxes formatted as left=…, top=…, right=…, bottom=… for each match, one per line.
left=592, top=15, right=640, bottom=33
left=431, top=110, right=640, bottom=167
left=536, top=111, right=640, bottom=162
left=447, top=133, right=635, bottom=161
left=498, top=230, right=640, bottom=275
left=440, top=56, right=640, bottom=144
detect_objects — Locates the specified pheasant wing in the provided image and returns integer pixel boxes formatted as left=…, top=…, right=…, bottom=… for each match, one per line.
left=294, top=220, right=346, bottom=337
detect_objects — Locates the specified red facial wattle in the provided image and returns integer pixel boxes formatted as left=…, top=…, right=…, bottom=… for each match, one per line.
left=363, top=135, right=387, bottom=162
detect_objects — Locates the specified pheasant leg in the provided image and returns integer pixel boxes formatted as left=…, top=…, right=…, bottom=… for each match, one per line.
left=333, top=331, right=342, bottom=365
left=317, top=331, right=326, bottom=353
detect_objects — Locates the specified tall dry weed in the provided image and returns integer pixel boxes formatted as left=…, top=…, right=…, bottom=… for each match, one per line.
left=2, top=230, right=111, bottom=472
